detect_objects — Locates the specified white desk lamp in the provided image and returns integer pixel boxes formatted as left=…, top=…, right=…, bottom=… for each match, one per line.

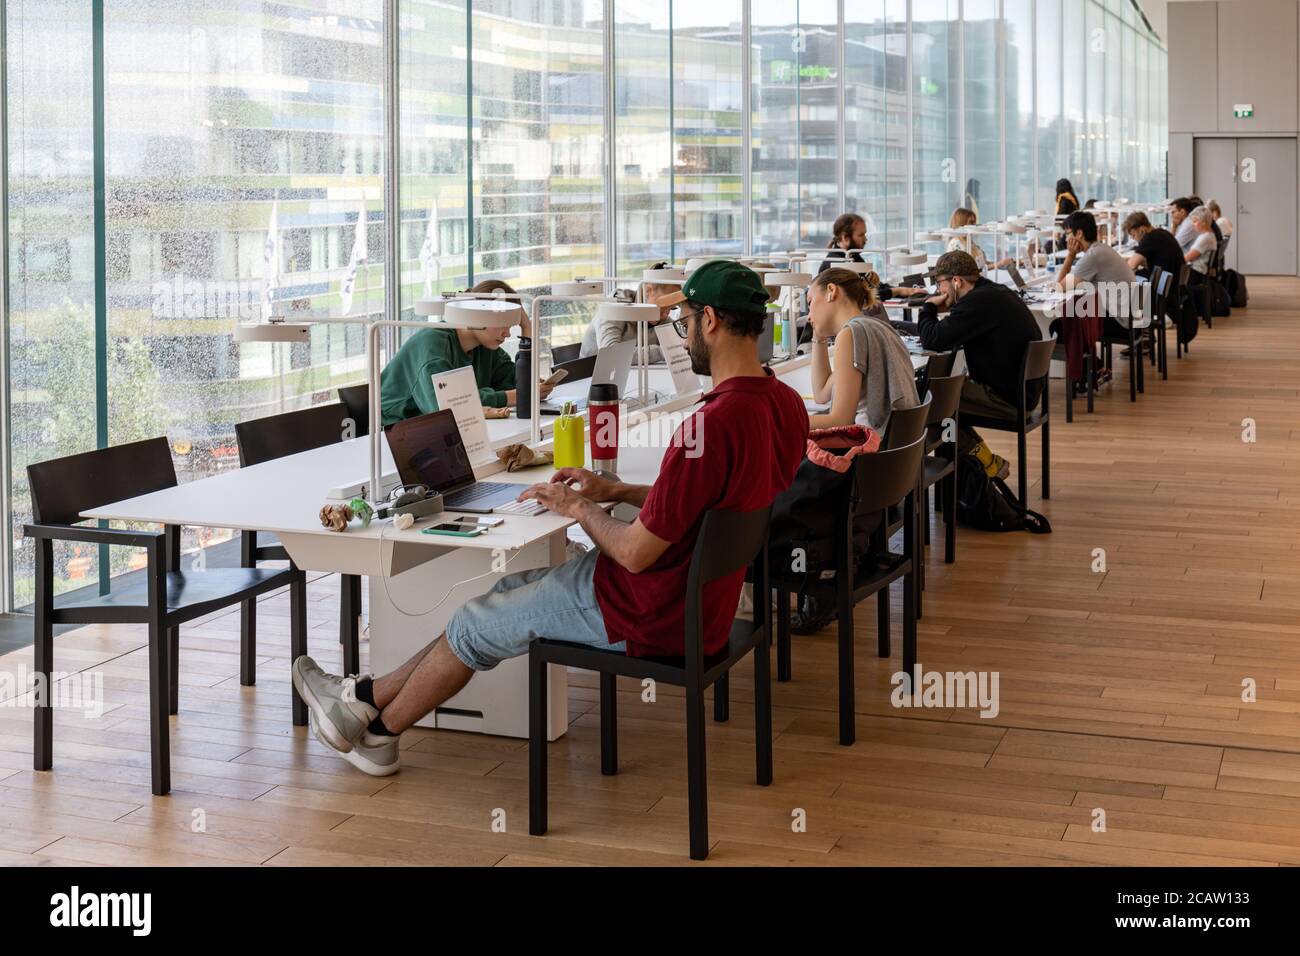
left=765, top=271, right=811, bottom=360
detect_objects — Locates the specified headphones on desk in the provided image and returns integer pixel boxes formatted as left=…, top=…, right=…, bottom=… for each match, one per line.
left=387, top=484, right=430, bottom=509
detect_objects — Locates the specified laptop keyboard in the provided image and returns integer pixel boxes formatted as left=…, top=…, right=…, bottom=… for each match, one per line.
left=495, top=498, right=547, bottom=516
left=442, top=481, right=517, bottom=508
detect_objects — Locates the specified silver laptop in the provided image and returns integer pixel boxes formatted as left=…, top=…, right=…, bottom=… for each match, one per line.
left=384, top=409, right=521, bottom=514
left=539, top=339, right=636, bottom=414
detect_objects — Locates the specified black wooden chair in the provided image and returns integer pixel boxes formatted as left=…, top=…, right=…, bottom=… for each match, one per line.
left=337, top=384, right=370, bottom=438
left=25, top=437, right=307, bottom=795
left=961, top=336, right=1054, bottom=507
left=1144, top=267, right=1171, bottom=380
left=1099, top=287, right=1148, bottom=403
left=774, top=437, right=925, bottom=746
left=235, top=402, right=362, bottom=680
left=528, top=507, right=773, bottom=861
left=883, top=397, right=931, bottom=618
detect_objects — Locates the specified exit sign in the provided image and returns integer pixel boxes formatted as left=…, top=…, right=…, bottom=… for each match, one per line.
left=1233, top=104, right=1254, bottom=118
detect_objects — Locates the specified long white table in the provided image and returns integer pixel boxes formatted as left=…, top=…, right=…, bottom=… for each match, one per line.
left=83, top=355, right=815, bottom=740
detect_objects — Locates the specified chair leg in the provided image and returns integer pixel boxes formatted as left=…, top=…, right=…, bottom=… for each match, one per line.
left=685, top=685, right=709, bottom=860
left=1086, top=352, right=1095, bottom=414
left=776, top=586, right=791, bottom=683
left=340, top=573, right=361, bottom=677
left=903, top=567, right=917, bottom=702
left=753, top=636, right=773, bottom=787
left=168, top=626, right=180, bottom=715
left=1041, top=421, right=1050, bottom=500
left=838, top=581, right=855, bottom=747
left=528, top=649, right=548, bottom=836
left=239, top=530, right=256, bottom=687
left=599, top=672, right=618, bottom=775
left=1017, top=428, right=1028, bottom=508
left=148, top=614, right=171, bottom=796
left=876, top=584, right=890, bottom=658
left=33, top=539, right=53, bottom=772
left=1128, top=337, right=1137, bottom=402
left=945, top=471, right=957, bottom=564
left=713, top=671, right=729, bottom=723
left=290, top=571, right=308, bottom=727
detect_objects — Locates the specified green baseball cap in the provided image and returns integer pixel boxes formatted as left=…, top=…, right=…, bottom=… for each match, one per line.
left=659, top=260, right=770, bottom=316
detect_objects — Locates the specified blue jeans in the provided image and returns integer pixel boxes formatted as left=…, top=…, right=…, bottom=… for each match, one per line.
left=444, top=547, right=625, bottom=671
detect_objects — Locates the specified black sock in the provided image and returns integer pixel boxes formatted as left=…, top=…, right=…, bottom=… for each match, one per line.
left=354, top=677, right=377, bottom=708
left=368, top=714, right=399, bottom=737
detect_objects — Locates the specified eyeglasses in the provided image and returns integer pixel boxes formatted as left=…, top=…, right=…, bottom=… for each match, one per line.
left=672, top=308, right=704, bottom=340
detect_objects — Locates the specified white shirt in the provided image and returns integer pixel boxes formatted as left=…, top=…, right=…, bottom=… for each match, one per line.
left=1216, top=216, right=1234, bottom=237
left=1188, top=231, right=1218, bottom=274
left=947, top=236, right=989, bottom=271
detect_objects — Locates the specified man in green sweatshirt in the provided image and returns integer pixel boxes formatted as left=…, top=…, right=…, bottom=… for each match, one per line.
left=379, top=310, right=555, bottom=426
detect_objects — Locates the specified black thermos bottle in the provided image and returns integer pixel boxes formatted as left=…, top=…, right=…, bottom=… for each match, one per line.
left=514, top=337, right=532, bottom=418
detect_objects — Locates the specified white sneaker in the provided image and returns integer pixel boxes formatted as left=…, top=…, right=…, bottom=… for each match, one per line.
left=292, top=655, right=378, bottom=753
left=308, top=710, right=400, bottom=777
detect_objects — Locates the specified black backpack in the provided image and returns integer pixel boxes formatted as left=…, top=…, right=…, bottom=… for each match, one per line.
left=1223, top=269, right=1248, bottom=308
left=1210, top=280, right=1232, bottom=317
left=769, top=458, right=880, bottom=580
left=956, top=454, right=1051, bottom=534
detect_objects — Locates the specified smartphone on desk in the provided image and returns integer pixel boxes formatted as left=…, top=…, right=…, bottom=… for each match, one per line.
left=422, top=518, right=489, bottom=538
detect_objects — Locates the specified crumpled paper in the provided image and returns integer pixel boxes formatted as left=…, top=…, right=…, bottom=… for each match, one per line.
left=496, top=443, right=553, bottom=473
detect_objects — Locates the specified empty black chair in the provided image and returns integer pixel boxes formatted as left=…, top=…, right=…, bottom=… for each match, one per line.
left=235, top=402, right=362, bottom=680
left=529, top=507, right=773, bottom=861
left=960, top=337, right=1055, bottom=507
left=881, top=396, right=932, bottom=450
left=1099, top=287, right=1148, bottom=403
left=25, top=437, right=306, bottom=796
left=337, top=384, right=370, bottom=438
left=551, top=342, right=581, bottom=366
left=917, top=351, right=956, bottom=394
left=773, top=437, right=925, bottom=747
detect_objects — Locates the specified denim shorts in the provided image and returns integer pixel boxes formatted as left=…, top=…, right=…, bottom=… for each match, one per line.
left=444, top=547, right=626, bottom=671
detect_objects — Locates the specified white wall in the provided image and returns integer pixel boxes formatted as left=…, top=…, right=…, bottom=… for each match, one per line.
left=1167, top=0, right=1300, bottom=274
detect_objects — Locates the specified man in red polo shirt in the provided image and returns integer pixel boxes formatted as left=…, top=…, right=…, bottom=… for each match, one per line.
left=292, top=260, right=807, bottom=776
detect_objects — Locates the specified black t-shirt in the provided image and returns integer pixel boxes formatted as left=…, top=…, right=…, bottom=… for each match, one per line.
left=817, top=249, right=864, bottom=274
left=1135, top=228, right=1185, bottom=285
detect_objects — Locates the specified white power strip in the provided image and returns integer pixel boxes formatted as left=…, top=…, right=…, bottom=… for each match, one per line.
left=326, top=471, right=401, bottom=502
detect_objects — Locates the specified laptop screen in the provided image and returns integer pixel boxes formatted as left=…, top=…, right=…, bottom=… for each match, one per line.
left=1007, top=264, right=1026, bottom=289
left=384, top=409, right=474, bottom=494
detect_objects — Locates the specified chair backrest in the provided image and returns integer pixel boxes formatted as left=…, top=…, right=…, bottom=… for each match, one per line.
left=850, top=435, right=926, bottom=514
left=923, top=351, right=956, bottom=379
left=337, top=384, right=370, bottom=437
left=1022, top=337, right=1055, bottom=383
left=881, top=396, right=932, bottom=450
left=1178, top=262, right=1192, bottom=290
left=1214, top=234, right=1230, bottom=273
left=683, top=506, right=772, bottom=665
left=235, top=403, right=353, bottom=468
left=551, top=343, right=581, bottom=365
left=27, top=436, right=177, bottom=526
left=923, top=373, right=965, bottom=426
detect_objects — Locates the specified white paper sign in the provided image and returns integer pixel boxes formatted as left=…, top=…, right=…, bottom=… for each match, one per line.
left=430, top=366, right=494, bottom=466
left=654, top=324, right=702, bottom=397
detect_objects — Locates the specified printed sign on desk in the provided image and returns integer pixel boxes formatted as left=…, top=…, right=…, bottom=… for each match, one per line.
left=430, top=366, right=494, bottom=466
left=654, top=323, right=703, bottom=397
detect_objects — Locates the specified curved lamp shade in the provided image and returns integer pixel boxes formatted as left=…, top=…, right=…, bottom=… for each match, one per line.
left=766, top=271, right=812, bottom=287
left=996, top=221, right=1027, bottom=234
left=889, top=251, right=928, bottom=267
left=643, top=267, right=687, bottom=285
left=414, top=297, right=450, bottom=316
left=552, top=280, right=603, bottom=296
left=915, top=231, right=942, bottom=243
left=443, top=298, right=523, bottom=328
left=595, top=301, right=661, bottom=324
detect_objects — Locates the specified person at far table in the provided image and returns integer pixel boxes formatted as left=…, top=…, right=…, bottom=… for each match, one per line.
left=1208, top=200, right=1233, bottom=238
left=818, top=212, right=867, bottom=274
left=1170, top=197, right=1198, bottom=253
left=1054, top=178, right=1080, bottom=216
left=946, top=207, right=990, bottom=272
left=379, top=279, right=556, bottom=425
left=579, top=261, right=676, bottom=364
left=1057, top=211, right=1137, bottom=341
left=1185, top=207, right=1219, bottom=277
left=291, top=260, right=808, bottom=777
left=806, top=267, right=919, bottom=435
left=1123, top=211, right=1184, bottom=280
left=916, top=250, right=1042, bottom=480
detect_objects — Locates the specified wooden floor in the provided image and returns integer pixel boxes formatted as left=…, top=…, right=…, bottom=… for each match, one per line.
left=4, top=277, right=1300, bottom=866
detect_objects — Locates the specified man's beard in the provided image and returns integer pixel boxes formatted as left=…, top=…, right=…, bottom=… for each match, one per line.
left=687, top=322, right=711, bottom=375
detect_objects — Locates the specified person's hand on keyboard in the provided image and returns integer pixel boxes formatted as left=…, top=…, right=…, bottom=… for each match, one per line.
left=496, top=498, right=546, bottom=516
left=549, top=466, right=620, bottom=503
left=518, top=479, right=591, bottom=519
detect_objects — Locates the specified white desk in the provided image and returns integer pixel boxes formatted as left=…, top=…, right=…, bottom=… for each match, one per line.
left=83, top=356, right=807, bottom=740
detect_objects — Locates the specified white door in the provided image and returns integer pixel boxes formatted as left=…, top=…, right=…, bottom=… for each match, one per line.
left=1235, top=138, right=1298, bottom=276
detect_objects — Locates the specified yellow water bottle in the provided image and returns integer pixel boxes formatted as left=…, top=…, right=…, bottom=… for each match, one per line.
left=553, top=401, right=585, bottom=469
